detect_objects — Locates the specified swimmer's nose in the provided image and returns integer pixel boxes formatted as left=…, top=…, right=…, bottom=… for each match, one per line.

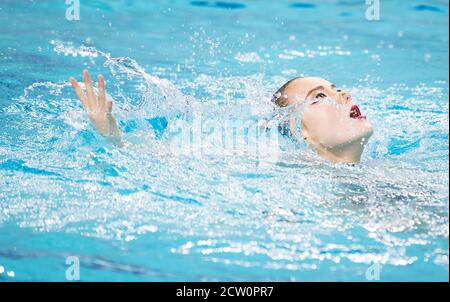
left=338, top=90, right=352, bottom=104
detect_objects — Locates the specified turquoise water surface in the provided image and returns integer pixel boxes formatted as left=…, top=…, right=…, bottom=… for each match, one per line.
left=0, top=0, right=448, bottom=281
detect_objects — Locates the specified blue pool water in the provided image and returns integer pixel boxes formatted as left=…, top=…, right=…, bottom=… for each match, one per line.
left=0, top=0, right=448, bottom=281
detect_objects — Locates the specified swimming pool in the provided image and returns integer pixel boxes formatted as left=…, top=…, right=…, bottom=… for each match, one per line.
left=0, top=0, right=448, bottom=281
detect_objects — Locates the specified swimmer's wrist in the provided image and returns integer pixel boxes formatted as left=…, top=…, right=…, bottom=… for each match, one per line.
left=103, top=132, right=125, bottom=147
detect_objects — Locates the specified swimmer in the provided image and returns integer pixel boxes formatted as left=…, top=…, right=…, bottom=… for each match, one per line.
left=69, top=70, right=373, bottom=163
left=271, top=77, right=374, bottom=163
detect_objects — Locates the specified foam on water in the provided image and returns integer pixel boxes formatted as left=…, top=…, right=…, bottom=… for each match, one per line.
left=0, top=40, right=448, bottom=280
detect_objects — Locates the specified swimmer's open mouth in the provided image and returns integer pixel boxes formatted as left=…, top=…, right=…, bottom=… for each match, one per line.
left=350, top=105, right=366, bottom=119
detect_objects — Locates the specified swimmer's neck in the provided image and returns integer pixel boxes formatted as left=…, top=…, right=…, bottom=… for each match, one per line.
left=314, top=137, right=370, bottom=163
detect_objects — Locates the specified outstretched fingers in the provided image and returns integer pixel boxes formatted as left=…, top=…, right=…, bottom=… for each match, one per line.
left=83, top=69, right=96, bottom=109
left=97, top=74, right=106, bottom=109
left=72, top=70, right=113, bottom=114
left=69, top=77, right=90, bottom=110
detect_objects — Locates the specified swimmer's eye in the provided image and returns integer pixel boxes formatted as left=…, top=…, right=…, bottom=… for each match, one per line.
left=315, top=92, right=327, bottom=99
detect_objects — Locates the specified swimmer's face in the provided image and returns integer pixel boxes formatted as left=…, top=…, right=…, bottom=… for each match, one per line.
left=282, top=77, right=374, bottom=159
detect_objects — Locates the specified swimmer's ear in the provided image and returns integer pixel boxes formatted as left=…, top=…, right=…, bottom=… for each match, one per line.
left=301, top=120, right=309, bottom=141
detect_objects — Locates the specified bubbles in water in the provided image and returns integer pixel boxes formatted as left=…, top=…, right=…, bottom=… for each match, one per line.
left=0, top=41, right=448, bottom=279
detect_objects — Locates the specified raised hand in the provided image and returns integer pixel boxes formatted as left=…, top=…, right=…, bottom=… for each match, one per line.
left=70, top=70, right=123, bottom=145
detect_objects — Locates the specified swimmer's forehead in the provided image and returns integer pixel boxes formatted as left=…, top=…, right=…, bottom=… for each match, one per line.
left=284, top=77, right=334, bottom=102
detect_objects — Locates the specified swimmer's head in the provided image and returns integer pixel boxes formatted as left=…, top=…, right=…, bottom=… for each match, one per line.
left=272, top=76, right=374, bottom=163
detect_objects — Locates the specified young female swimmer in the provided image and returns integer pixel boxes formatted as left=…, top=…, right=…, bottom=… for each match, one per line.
left=69, top=70, right=373, bottom=163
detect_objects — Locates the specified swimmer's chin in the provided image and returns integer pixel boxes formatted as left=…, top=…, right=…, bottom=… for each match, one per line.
left=314, top=126, right=374, bottom=164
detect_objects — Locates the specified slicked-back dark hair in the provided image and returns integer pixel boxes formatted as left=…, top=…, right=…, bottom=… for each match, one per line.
left=270, top=77, right=304, bottom=137
left=271, top=77, right=303, bottom=107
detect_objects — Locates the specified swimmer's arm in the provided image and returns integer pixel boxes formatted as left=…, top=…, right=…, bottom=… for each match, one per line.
left=69, top=70, right=124, bottom=147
